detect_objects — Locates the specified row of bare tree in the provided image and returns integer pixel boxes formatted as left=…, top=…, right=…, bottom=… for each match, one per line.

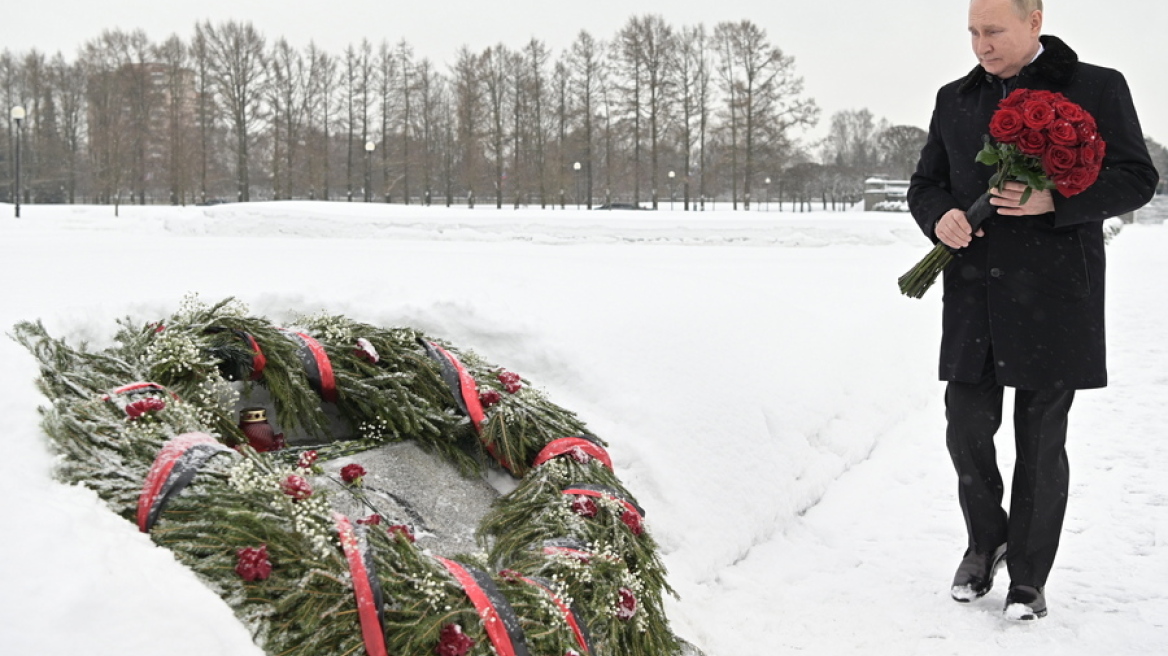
left=1, top=16, right=932, bottom=210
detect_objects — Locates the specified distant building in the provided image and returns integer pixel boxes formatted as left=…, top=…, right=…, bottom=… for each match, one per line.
left=864, top=177, right=910, bottom=212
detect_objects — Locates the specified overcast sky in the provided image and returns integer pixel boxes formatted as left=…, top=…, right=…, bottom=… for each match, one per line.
left=2, top=0, right=1165, bottom=146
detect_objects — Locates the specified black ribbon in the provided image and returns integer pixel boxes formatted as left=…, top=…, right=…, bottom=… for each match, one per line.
left=144, top=443, right=232, bottom=532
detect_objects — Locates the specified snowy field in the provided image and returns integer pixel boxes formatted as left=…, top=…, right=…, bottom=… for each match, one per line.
left=0, top=201, right=1165, bottom=655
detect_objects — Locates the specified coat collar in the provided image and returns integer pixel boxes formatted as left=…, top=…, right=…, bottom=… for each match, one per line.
left=958, top=34, right=1078, bottom=93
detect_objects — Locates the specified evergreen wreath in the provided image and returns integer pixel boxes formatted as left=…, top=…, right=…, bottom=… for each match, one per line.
left=12, top=295, right=688, bottom=656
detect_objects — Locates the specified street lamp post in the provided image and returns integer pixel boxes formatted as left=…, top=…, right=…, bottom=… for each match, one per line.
left=364, top=140, right=375, bottom=202
left=11, top=106, right=25, bottom=218
left=668, top=170, right=675, bottom=210
left=765, top=177, right=771, bottom=211
left=573, top=161, right=581, bottom=210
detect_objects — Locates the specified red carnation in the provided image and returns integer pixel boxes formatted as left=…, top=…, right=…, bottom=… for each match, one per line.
left=281, top=474, right=313, bottom=500
left=388, top=524, right=416, bottom=543
left=621, top=508, right=645, bottom=536
left=498, top=568, right=524, bottom=583
left=1021, top=99, right=1056, bottom=129
left=568, top=446, right=593, bottom=464
left=1056, top=167, right=1098, bottom=197
left=435, top=623, right=474, bottom=656
left=125, top=397, right=166, bottom=420
left=989, top=107, right=1025, bottom=141
left=340, top=463, right=367, bottom=485
left=497, top=370, right=522, bottom=394
left=1016, top=129, right=1048, bottom=157
left=1047, top=119, right=1080, bottom=147
left=616, top=587, right=638, bottom=620
left=1043, top=145, right=1078, bottom=177
left=235, top=545, right=272, bottom=582
left=571, top=495, right=598, bottom=519
left=357, top=513, right=382, bottom=525
left=479, top=389, right=502, bottom=408
left=297, top=450, right=319, bottom=470
left=354, top=337, right=380, bottom=364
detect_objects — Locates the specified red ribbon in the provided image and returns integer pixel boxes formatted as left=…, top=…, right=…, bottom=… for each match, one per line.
left=561, top=487, right=644, bottom=520
left=436, top=557, right=528, bottom=656
left=137, top=433, right=222, bottom=532
left=242, top=332, right=267, bottom=381
left=519, top=576, right=591, bottom=655
left=334, top=513, right=389, bottom=656
left=430, top=344, right=485, bottom=429
left=422, top=342, right=519, bottom=472
left=103, top=381, right=180, bottom=402
left=291, top=331, right=337, bottom=403
left=532, top=437, right=613, bottom=471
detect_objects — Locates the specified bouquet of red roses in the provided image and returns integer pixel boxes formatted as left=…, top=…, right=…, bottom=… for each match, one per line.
left=898, top=88, right=1106, bottom=298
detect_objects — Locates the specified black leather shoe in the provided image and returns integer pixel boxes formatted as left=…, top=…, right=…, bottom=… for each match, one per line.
left=1004, top=585, right=1047, bottom=620
left=950, top=543, right=1007, bottom=602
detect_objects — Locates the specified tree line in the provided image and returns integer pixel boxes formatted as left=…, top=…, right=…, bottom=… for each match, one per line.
left=1, top=16, right=941, bottom=211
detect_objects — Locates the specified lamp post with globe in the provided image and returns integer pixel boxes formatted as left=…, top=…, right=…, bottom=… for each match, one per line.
left=11, top=105, right=25, bottom=218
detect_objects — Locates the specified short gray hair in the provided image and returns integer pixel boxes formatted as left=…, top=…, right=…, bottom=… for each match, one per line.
left=1013, top=0, right=1043, bottom=17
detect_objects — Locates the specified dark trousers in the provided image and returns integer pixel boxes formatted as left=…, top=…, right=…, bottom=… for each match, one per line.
left=945, top=362, right=1075, bottom=589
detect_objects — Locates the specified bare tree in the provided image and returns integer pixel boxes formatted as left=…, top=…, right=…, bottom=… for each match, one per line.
left=376, top=41, right=397, bottom=201
left=480, top=44, right=511, bottom=208
left=414, top=58, right=443, bottom=204
left=523, top=38, right=550, bottom=207
left=614, top=19, right=645, bottom=204
left=569, top=31, right=604, bottom=209
left=673, top=24, right=711, bottom=210
left=49, top=54, right=86, bottom=203
left=199, top=20, right=267, bottom=202
left=303, top=42, right=335, bottom=200
left=450, top=46, right=481, bottom=201
left=714, top=20, right=817, bottom=209
left=396, top=40, right=414, bottom=204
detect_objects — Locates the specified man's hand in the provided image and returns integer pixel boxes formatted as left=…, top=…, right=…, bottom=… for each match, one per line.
left=990, top=181, right=1055, bottom=216
left=935, top=208, right=984, bottom=249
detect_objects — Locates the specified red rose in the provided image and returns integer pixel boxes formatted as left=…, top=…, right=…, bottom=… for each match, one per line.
left=281, top=475, right=313, bottom=500
left=357, top=513, right=382, bottom=525
left=1047, top=119, right=1080, bottom=147
left=388, top=524, right=416, bottom=542
left=571, top=495, right=598, bottom=519
left=340, top=463, right=366, bottom=485
left=1055, top=167, right=1098, bottom=197
left=1021, top=99, right=1055, bottom=129
left=1000, top=88, right=1028, bottom=109
left=1042, top=145, right=1078, bottom=176
left=1054, top=100, right=1085, bottom=123
left=235, top=545, right=272, bottom=582
left=616, top=587, right=638, bottom=620
left=1016, top=130, right=1048, bottom=157
left=989, top=108, right=1025, bottom=142
left=621, top=508, right=645, bottom=536
left=435, top=623, right=474, bottom=656
left=1074, top=137, right=1102, bottom=169
left=1076, top=114, right=1099, bottom=141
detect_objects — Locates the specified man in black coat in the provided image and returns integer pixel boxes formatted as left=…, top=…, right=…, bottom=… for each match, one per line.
left=908, top=0, right=1158, bottom=620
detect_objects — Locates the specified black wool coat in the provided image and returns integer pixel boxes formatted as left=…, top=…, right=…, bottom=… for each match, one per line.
left=908, top=35, right=1159, bottom=391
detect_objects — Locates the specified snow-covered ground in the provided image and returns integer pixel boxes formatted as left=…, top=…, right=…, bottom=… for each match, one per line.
left=0, top=201, right=1165, bottom=655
